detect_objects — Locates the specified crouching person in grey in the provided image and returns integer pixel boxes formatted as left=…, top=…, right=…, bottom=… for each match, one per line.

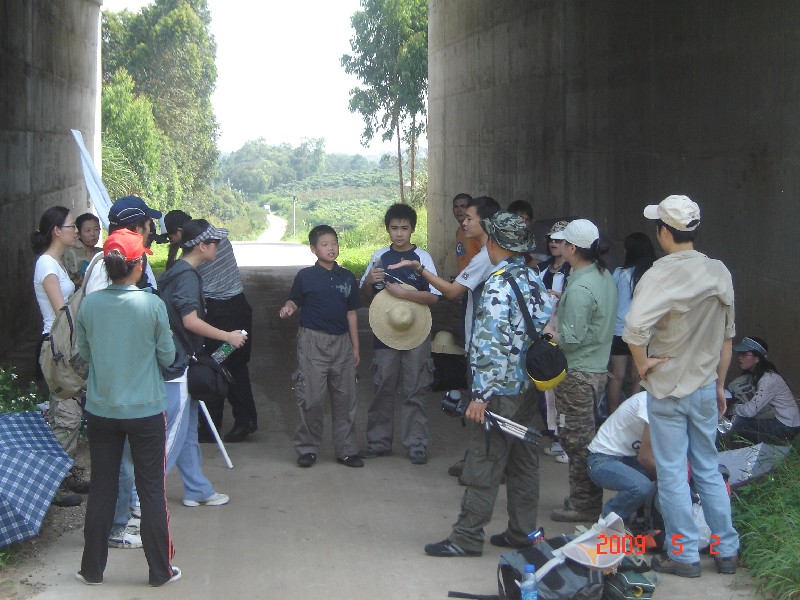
left=425, top=213, right=552, bottom=557
left=75, top=229, right=180, bottom=587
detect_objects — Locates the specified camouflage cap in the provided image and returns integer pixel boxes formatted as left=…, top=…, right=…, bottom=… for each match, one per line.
left=547, top=220, right=570, bottom=236
left=480, top=212, right=537, bottom=253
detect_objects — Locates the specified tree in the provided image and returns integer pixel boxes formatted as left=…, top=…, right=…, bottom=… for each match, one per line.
left=101, top=69, right=174, bottom=209
left=341, top=0, right=428, bottom=203
left=102, top=0, right=219, bottom=200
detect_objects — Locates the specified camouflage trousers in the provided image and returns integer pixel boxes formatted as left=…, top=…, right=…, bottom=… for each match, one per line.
left=554, top=370, right=608, bottom=513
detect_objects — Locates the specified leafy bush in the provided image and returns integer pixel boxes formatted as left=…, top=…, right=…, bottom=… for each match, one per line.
left=0, top=366, right=44, bottom=414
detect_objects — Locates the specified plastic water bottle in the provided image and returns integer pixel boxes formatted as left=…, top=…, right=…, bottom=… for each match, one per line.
left=520, top=563, right=538, bottom=600
left=211, top=330, right=247, bottom=363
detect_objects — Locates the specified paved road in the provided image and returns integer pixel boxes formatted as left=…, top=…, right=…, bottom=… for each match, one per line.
left=257, top=214, right=288, bottom=243
left=7, top=249, right=756, bottom=599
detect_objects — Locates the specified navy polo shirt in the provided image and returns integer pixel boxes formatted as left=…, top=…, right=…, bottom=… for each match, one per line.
left=288, top=262, right=361, bottom=335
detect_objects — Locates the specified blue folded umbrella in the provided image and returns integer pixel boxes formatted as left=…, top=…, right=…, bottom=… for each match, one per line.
left=0, top=411, right=74, bottom=548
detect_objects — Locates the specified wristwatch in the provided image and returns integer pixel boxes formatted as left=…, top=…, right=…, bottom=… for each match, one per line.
left=415, top=264, right=425, bottom=276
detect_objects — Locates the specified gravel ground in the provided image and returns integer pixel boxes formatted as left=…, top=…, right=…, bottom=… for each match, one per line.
left=0, top=443, right=89, bottom=600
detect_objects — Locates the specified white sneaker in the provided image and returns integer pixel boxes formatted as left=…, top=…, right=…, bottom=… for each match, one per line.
left=182, top=492, right=229, bottom=507
left=75, top=572, right=102, bottom=585
left=125, top=517, right=140, bottom=534
left=108, top=531, right=143, bottom=549
left=555, top=452, right=569, bottom=464
left=150, top=566, right=182, bottom=587
left=544, top=441, right=564, bottom=456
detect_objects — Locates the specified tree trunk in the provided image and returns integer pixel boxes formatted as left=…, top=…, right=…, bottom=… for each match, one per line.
left=409, top=115, right=417, bottom=191
left=396, top=120, right=405, bottom=203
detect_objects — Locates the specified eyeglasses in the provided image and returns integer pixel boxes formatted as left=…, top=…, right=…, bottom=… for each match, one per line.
left=59, top=223, right=78, bottom=230
left=204, top=239, right=221, bottom=245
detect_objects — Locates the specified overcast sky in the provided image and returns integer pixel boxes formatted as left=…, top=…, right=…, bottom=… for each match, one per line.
left=102, top=0, right=406, bottom=156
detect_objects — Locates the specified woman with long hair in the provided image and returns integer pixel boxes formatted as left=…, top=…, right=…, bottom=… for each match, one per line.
left=157, top=219, right=245, bottom=507
left=75, top=229, right=179, bottom=587
left=31, top=206, right=88, bottom=503
left=729, top=336, right=800, bottom=444
left=548, top=219, right=617, bottom=522
left=607, top=232, right=656, bottom=413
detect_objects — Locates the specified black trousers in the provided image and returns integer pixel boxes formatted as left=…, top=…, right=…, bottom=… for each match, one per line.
left=201, top=293, right=257, bottom=433
left=80, top=412, right=174, bottom=586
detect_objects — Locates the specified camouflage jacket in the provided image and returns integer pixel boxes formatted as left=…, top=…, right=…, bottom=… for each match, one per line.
left=470, top=256, right=553, bottom=401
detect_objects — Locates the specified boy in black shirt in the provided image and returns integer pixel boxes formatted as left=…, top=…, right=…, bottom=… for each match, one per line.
left=280, top=225, right=363, bottom=468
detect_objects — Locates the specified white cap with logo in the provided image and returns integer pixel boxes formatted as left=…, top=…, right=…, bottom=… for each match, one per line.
left=549, top=218, right=600, bottom=249
left=644, top=195, right=701, bottom=231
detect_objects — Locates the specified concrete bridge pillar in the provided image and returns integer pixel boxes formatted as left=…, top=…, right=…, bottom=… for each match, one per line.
left=0, top=0, right=100, bottom=353
left=428, top=0, right=800, bottom=375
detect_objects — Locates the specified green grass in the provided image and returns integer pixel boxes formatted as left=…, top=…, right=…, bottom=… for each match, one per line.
left=732, top=438, right=800, bottom=599
left=148, top=241, right=169, bottom=273
left=279, top=206, right=429, bottom=278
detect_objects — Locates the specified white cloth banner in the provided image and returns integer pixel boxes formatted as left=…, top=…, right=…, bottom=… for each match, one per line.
left=71, top=129, right=113, bottom=228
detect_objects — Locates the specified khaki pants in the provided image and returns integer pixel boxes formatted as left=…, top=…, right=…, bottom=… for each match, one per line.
left=450, top=392, right=540, bottom=552
left=292, top=327, right=358, bottom=458
left=48, top=395, right=82, bottom=458
left=367, top=337, right=434, bottom=453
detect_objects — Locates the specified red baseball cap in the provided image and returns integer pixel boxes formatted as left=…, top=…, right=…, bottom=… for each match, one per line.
left=103, top=229, right=153, bottom=260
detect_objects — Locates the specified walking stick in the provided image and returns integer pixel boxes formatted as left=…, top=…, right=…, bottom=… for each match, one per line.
left=198, top=400, right=233, bottom=469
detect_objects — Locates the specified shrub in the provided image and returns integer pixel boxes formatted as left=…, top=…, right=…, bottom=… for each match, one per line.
left=0, top=366, right=44, bottom=414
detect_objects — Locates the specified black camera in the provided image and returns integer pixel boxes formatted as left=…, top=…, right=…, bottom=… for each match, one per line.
left=441, top=390, right=469, bottom=417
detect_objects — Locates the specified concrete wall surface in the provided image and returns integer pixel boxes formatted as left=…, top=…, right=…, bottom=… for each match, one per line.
left=428, top=0, right=800, bottom=381
left=0, top=0, right=100, bottom=354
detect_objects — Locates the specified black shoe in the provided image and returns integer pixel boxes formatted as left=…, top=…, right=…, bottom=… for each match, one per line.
left=651, top=554, right=701, bottom=578
left=224, top=421, right=258, bottom=443
left=337, top=455, right=364, bottom=468
left=489, top=532, right=531, bottom=549
left=409, top=449, right=428, bottom=465
left=448, top=459, right=464, bottom=477
left=714, top=554, right=738, bottom=574
left=52, top=491, right=83, bottom=507
left=297, top=453, right=317, bottom=468
left=359, top=447, right=392, bottom=459
left=64, top=466, right=91, bottom=494
left=424, top=539, right=481, bottom=557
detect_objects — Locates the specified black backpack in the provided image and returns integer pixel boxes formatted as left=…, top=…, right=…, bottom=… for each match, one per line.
left=497, top=536, right=604, bottom=600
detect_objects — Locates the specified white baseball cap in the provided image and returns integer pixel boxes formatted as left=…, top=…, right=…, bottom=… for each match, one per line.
left=550, top=218, right=599, bottom=249
left=643, top=195, right=701, bottom=231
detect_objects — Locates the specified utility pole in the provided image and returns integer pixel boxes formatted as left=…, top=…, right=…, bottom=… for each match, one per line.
left=292, top=195, right=296, bottom=239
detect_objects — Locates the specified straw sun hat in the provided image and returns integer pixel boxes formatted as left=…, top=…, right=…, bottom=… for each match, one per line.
left=368, top=284, right=432, bottom=351
left=432, top=331, right=465, bottom=355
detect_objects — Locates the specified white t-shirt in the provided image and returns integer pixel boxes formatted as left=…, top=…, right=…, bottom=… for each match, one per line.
left=34, top=254, right=75, bottom=334
left=84, top=252, right=158, bottom=295
left=455, top=246, right=494, bottom=346
left=588, top=391, right=648, bottom=457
